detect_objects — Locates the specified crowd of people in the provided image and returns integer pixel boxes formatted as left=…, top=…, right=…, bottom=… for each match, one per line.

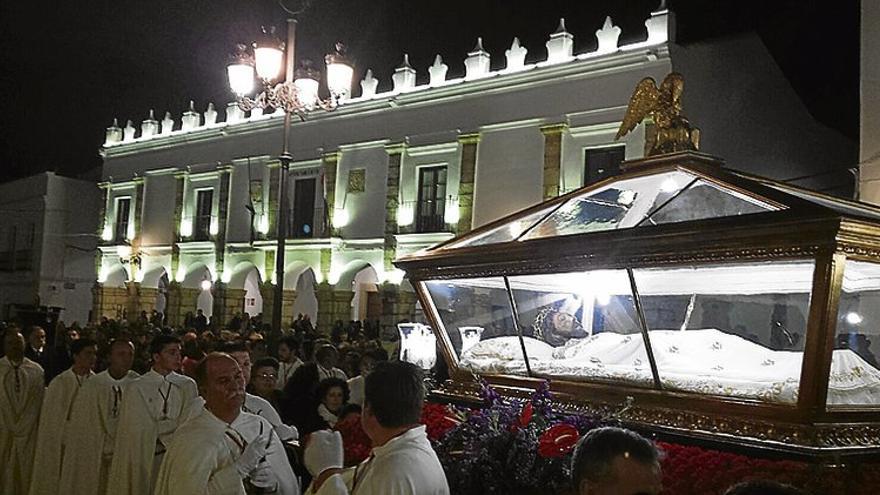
left=0, top=313, right=812, bottom=495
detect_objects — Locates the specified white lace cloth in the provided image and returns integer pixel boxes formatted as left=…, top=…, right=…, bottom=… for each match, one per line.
left=460, top=329, right=880, bottom=405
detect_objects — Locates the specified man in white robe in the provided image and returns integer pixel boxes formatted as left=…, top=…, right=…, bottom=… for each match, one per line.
left=29, top=337, right=97, bottom=495
left=304, top=361, right=449, bottom=495
left=59, top=339, right=139, bottom=494
left=107, top=334, right=199, bottom=495
left=0, top=329, right=44, bottom=495
left=223, top=341, right=299, bottom=442
left=154, top=352, right=299, bottom=495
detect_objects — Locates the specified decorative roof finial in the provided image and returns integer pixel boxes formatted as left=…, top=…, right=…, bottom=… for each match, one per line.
left=616, top=72, right=701, bottom=156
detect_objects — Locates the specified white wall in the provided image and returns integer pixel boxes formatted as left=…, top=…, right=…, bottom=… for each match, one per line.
left=141, top=174, right=177, bottom=246
left=335, top=145, right=389, bottom=239
left=472, top=126, right=545, bottom=228
left=861, top=1, right=880, bottom=204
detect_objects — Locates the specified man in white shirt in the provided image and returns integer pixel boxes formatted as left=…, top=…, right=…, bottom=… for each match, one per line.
left=59, top=339, right=140, bottom=494
left=316, top=344, right=348, bottom=381
left=154, top=352, right=298, bottom=495
left=0, top=329, right=44, bottom=495
left=29, top=337, right=97, bottom=495
left=107, top=334, right=199, bottom=495
left=347, top=350, right=381, bottom=406
left=304, top=361, right=449, bottom=495
left=277, top=336, right=304, bottom=390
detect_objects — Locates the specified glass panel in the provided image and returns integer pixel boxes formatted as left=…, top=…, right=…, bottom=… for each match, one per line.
left=444, top=206, right=557, bottom=249
left=644, top=180, right=775, bottom=226
left=763, top=182, right=880, bottom=221
left=423, top=278, right=527, bottom=376
left=829, top=259, right=880, bottom=407
left=507, top=270, right=654, bottom=387
left=522, top=171, right=694, bottom=240
left=632, top=260, right=815, bottom=404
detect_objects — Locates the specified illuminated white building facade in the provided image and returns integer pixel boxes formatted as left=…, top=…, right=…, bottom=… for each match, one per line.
left=96, top=7, right=854, bottom=329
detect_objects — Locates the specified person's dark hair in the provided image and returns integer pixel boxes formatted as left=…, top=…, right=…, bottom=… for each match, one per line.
left=253, top=356, right=280, bottom=372
left=316, top=377, right=349, bottom=404
left=217, top=340, right=249, bottom=355
left=149, top=334, right=181, bottom=356
left=278, top=336, right=300, bottom=353
left=723, top=480, right=805, bottom=495
left=70, top=337, right=97, bottom=356
left=363, top=361, right=424, bottom=427
left=109, top=339, right=134, bottom=352
left=314, top=344, right=338, bottom=364
left=571, top=427, right=660, bottom=490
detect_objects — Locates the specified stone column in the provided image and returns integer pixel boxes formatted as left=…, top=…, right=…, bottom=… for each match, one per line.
left=170, top=173, right=186, bottom=280
left=383, top=143, right=406, bottom=273
left=214, top=166, right=232, bottom=285
left=540, top=123, right=567, bottom=199
left=267, top=162, right=281, bottom=239
left=456, top=133, right=480, bottom=235
left=316, top=282, right=354, bottom=331
left=125, top=281, right=141, bottom=321
left=92, top=284, right=129, bottom=321
left=323, top=152, right=340, bottom=236
left=97, top=183, right=109, bottom=240
left=177, top=287, right=202, bottom=326
left=260, top=282, right=276, bottom=326
left=138, top=287, right=159, bottom=316
left=214, top=284, right=246, bottom=328
left=165, top=282, right=183, bottom=327
left=379, top=283, right=418, bottom=332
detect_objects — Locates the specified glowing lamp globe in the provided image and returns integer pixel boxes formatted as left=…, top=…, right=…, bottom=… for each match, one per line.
left=228, top=63, right=255, bottom=96
left=254, top=45, right=284, bottom=81
left=200, top=279, right=213, bottom=291
left=325, top=43, right=354, bottom=100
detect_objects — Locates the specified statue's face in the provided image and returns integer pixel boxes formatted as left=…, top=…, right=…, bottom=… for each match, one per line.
left=550, top=311, right=576, bottom=336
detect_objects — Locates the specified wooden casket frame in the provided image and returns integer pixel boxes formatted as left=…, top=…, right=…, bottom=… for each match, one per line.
left=395, top=151, right=880, bottom=462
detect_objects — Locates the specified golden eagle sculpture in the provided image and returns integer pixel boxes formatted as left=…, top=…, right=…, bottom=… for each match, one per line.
left=615, top=72, right=701, bottom=156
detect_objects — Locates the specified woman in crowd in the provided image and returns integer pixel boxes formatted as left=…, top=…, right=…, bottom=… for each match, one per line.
left=315, top=377, right=349, bottom=429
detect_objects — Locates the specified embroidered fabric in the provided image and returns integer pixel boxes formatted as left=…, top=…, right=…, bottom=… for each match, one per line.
left=460, top=329, right=880, bottom=404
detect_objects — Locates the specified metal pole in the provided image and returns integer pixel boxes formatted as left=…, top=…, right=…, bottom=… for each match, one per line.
left=272, top=18, right=297, bottom=334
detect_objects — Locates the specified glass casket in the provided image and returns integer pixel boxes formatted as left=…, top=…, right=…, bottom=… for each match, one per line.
left=395, top=152, right=880, bottom=459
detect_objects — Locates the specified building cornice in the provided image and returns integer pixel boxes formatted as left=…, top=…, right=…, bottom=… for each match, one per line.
left=101, top=44, right=670, bottom=160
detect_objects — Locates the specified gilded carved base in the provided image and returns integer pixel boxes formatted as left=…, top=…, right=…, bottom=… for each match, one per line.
left=430, top=379, right=880, bottom=459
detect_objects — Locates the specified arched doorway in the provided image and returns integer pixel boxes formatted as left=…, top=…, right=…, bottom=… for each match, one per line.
left=182, top=264, right=214, bottom=320
left=243, top=268, right=263, bottom=317
left=290, top=268, right=318, bottom=323
left=351, top=265, right=380, bottom=322
left=228, top=262, right=264, bottom=318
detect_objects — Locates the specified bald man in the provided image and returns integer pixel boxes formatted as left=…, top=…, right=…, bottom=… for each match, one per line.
left=0, top=329, right=45, bottom=495
left=60, top=339, right=140, bottom=494
left=154, top=353, right=298, bottom=495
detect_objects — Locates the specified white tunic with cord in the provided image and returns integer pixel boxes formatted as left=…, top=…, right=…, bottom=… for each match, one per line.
left=28, top=367, right=93, bottom=495
left=59, top=369, right=140, bottom=495
left=107, top=369, right=198, bottom=495
left=0, top=356, right=44, bottom=495
left=312, top=425, right=449, bottom=495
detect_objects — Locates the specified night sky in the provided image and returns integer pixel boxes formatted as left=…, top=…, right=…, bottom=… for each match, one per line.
left=0, top=1, right=859, bottom=184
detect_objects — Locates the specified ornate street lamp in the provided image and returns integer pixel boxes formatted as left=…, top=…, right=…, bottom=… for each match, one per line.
left=227, top=18, right=353, bottom=334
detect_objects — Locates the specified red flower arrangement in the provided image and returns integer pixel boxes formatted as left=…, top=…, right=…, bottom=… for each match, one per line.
left=537, top=423, right=580, bottom=458
left=333, top=413, right=372, bottom=466
left=518, top=402, right=534, bottom=428
left=420, top=402, right=461, bottom=442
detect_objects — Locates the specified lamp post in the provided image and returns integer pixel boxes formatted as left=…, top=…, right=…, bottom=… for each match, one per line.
left=227, top=18, right=353, bottom=334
